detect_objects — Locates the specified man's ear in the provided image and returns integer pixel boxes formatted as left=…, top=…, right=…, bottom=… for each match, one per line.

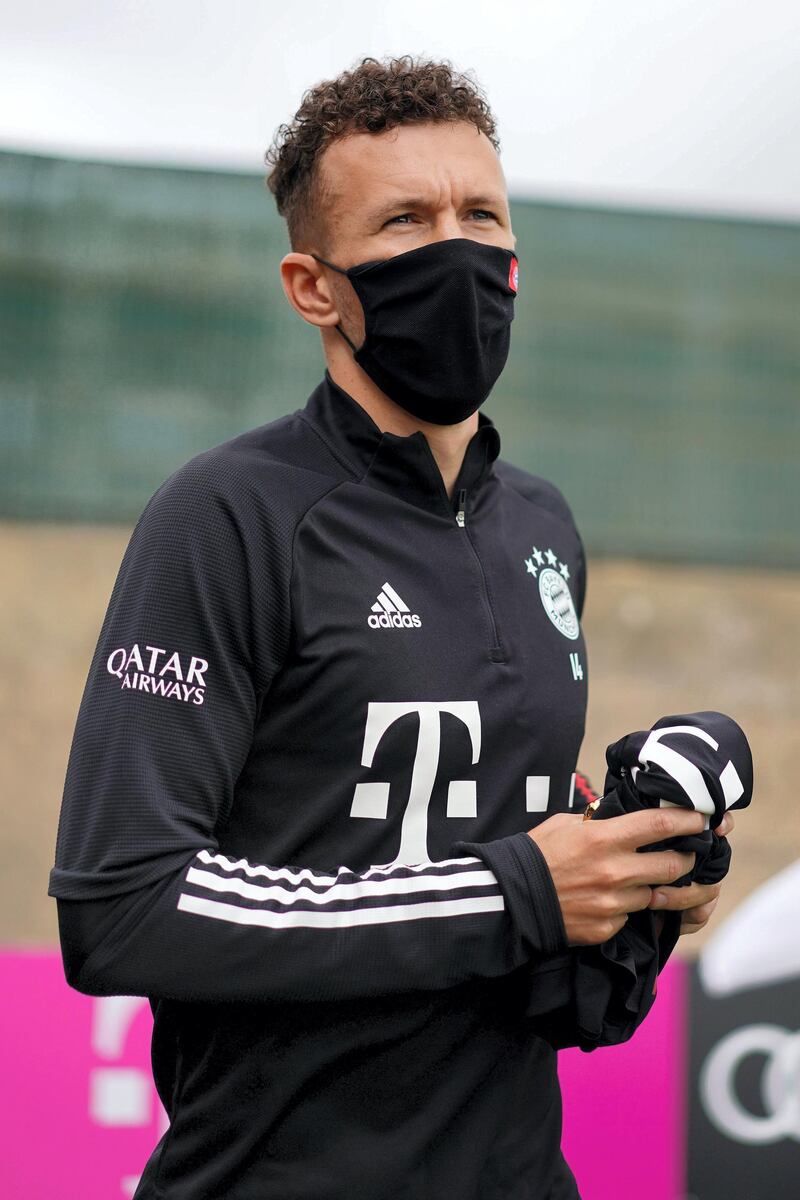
left=280, top=253, right=341, bottom=328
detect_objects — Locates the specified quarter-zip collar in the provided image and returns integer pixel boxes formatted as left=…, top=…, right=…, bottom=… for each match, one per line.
left=299, top=370, right=501, bottom=518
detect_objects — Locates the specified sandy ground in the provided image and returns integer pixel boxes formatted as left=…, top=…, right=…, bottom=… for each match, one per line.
left=2, top=519, right=798, bottom=956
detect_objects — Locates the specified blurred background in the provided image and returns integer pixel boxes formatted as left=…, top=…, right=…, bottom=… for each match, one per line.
left=1, top=3, right=798, bottom=1198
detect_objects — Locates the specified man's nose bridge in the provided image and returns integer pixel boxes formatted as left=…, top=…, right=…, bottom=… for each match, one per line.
left=421, top=179, right=465, bottom=243
left=430, top=212, right=466, bottom=242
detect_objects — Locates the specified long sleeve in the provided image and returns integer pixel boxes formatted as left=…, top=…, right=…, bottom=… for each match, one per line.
left=54, top=831, right=565, bottom=1003
left=48, top=456, right=568, bottom=1004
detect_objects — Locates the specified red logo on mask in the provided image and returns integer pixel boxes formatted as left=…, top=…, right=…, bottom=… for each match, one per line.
left=508, top=257, right=519, bottom=293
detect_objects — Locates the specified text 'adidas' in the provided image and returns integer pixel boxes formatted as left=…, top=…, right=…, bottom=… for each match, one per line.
left=368, top=582, right=422, bottom=629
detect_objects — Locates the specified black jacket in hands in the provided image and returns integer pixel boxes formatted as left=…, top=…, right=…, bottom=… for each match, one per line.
left=528, top=711, right=753, bottom=1052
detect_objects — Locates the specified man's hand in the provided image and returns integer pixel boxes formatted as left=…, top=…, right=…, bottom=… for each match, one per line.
left=527, top=807, right=707, bottom=946
left=647, top=812, right=735, bottom=935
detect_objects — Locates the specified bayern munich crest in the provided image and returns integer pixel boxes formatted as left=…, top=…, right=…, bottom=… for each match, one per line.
left=524, top=546, right=580, bottom=640
left=508, top=256, right=519, bottom=293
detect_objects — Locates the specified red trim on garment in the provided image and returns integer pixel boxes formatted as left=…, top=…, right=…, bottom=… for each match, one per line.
left=574, top=771, right=599, bottom=807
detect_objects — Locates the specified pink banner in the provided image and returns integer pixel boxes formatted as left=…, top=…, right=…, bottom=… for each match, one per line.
left=3, top=950, right=167, bottom=1199
left=2, top=950, right=686, bottom=1198
left=560, top=959, right=687, bottom=1200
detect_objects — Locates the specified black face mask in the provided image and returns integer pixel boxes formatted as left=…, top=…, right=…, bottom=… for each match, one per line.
left=312, top=238, right=518, bottom=425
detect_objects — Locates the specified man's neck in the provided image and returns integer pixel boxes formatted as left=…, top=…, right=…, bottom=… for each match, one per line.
left=325, top=351, right=478, bottom=500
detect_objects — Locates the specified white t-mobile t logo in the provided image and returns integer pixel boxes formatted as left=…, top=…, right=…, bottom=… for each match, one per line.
left=351, top=702, right=481, bottom=866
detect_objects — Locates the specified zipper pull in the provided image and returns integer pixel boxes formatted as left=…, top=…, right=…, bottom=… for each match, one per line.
left=456, top=488, right=467, bottom=527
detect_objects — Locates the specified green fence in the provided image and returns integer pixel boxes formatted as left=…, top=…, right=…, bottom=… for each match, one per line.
left=1, top=149, right=798, bottom=566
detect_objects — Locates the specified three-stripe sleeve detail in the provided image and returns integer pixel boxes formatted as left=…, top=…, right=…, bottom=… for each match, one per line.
left=177, top=849, right=505, bottom=930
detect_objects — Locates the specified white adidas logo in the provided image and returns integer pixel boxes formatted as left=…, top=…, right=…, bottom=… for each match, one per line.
left=367, top=582, right=422, bottom=629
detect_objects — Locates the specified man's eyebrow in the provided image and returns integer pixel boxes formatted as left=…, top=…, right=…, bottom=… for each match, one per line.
left=367, top=194, right=508, bottom=222
left=460, top=194, right=508, bottom=211
left=366, top=197, right=430, bottom=223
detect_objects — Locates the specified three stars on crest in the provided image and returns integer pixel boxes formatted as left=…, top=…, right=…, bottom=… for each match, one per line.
left=524, top=546, right=570, bottom=581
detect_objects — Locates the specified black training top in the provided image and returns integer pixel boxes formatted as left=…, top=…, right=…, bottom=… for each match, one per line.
left=49, top=371, right=590, bottom=1200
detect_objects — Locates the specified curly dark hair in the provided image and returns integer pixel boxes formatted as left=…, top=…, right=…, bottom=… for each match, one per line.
left=265, top=55, right=500, bottom=250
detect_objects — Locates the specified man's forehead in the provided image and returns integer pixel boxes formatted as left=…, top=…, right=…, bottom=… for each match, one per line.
left=320, top=122, right=507, bottom=213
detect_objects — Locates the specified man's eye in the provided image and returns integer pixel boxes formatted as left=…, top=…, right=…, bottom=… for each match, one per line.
left=468, top=209, right=496, bottom=221
left=386, top=213, right=414, bottom=225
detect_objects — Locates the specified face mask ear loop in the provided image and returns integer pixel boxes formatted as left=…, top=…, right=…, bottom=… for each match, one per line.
left=334, top=325, right=359, bottom=353
left=310, top=254, right=360, bottom=355
left=310, top=252, right=347, bottom=274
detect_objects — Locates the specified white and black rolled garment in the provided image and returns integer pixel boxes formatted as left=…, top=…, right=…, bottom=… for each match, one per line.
left=596, top=709, right=754, bottom=885
left=524, top=710, right=753, bottom=1049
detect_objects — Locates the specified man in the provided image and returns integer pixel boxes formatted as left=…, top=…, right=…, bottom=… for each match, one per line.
left=49, top=57, right=732, bottom=1199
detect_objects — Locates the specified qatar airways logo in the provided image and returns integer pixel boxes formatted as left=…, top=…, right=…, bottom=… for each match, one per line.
left=106, top=643, right=208, bottom=705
